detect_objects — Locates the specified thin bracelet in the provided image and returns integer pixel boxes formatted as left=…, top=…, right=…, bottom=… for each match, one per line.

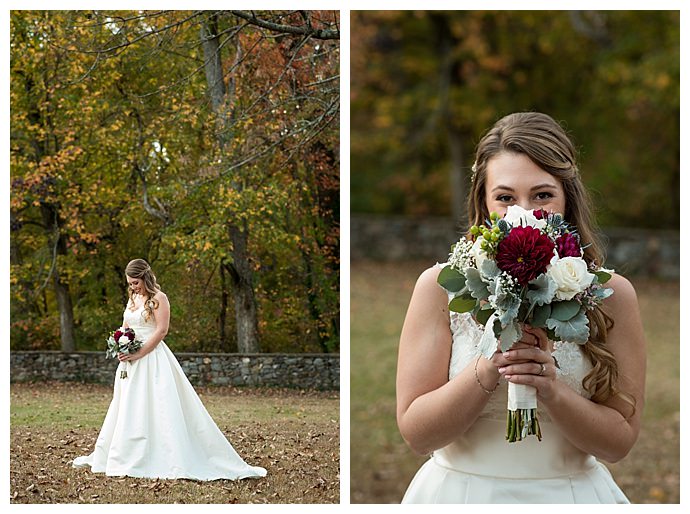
left=474, top=356, right=498, bottom=394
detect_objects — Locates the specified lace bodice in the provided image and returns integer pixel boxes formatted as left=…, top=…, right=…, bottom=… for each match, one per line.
left=123, top=302, right=157, bottom=342
left=449, top=311, right=593, bottom=422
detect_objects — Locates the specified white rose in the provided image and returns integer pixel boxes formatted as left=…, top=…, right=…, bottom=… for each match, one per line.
left=547, top=256, right=596, bottom=300
left=503, top=205, right=547, bottom=230
left=470, top=237, right=488, bottom=270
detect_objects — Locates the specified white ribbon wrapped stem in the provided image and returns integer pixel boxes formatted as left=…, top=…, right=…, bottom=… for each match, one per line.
left=507, top=382, right=537, bottom=411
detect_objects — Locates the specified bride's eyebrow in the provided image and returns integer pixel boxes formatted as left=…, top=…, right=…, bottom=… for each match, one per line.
left=530, top=184, right=559, bottom=191
left=490, top=184, right=558, bottom=193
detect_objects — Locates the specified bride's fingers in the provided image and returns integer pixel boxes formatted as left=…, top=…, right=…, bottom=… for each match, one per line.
left=499, top=361, right=552, bottom=377
left=523, top=326, right=550, bottom=351
left=516, top=332, right=538, bottom=346
left=503, top=347, right=551, bottom=364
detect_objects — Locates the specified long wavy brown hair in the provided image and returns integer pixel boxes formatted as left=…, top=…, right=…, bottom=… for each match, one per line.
left=467, top=112, right=632, bottom=410
left=125, top=258, right=161, bottom=322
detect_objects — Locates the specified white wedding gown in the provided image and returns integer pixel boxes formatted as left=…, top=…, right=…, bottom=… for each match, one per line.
left=72, top=303, right=267, bottom=481
left=401, top=311, right=629, bottom=503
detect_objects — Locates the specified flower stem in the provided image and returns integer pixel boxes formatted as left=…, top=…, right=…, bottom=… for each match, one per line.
left=506, top=408, right=542, bottom=443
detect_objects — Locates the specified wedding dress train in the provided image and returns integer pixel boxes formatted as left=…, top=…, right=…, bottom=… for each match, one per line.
left=72, top=303, right=267, bottom=481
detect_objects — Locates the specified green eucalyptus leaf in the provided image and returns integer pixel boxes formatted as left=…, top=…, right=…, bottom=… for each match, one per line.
left=594, top=270, right=612, bottom=284
left=475, top=306, right=495, bottom=326
left=437, top=266, right=466, bottom=293
left=530, top=303, right=552, bottom=328
left=546, top=309, right=589, bottom=344
left=449, top=292, right=476, bottom=313
left=550, top=300, right=582, bottom=321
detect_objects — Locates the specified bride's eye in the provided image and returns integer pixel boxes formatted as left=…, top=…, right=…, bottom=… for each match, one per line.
left=496, top=195, right=513, bottom=203
left=535, top=192, right=554, bottom=200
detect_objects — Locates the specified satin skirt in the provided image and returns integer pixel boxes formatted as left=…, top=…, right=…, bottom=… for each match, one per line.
left=72, top=342, right=266, bottom=481
left=402, top=418, right=628, bottom=503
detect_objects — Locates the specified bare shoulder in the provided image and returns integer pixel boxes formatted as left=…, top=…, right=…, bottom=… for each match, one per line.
left=414, top=265, right=445, bottom=294
left=409, top=265, right=448, bottom=307
left=602, top=273, right=645, bottom=352
left=400, top=265, right=450, bottom=327
left=154, top=290, right=169, bottom=305
left=603, top=273, right=640, bottom=312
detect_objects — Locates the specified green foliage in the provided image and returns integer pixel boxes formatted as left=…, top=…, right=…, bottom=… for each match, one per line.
left=437, top=265, right=465, bottom=292
left=351, top=11, right=679, bottom=228
left=448, top=293, right=475, bottom=313
left=546, top=309, right=590, bottom=344
left=10, top=11, right=339, bottom=353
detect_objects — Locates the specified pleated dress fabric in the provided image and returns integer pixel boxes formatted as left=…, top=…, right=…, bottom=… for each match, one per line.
left=72, top=303, right=266, bottom=481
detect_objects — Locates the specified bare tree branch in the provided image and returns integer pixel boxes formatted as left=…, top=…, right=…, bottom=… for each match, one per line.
left=130, top=108, right=170, bottom=224
left=72, top=11, right=207, bottom=55
left=135, top=160, right=170, bottom=224
left=230, top=10, right=339, bottom=40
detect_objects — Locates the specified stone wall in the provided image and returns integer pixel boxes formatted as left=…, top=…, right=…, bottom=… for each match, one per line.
left=10, top=352, right=340, bottom=391
left=351, top=214, right=679, bottom=279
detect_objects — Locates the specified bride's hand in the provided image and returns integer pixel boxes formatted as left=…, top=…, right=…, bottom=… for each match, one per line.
left=481, top=327, right=541, bottom=381
left=118, top=352, right=138, bottom=363
left=498, top=325, right=559, bottom=401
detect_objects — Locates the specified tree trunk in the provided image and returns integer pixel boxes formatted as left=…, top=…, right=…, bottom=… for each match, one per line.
left=430, top=12, right=469, bottom=227
left=41, top=202, right=76, bottom=352
left=200, top=14, right=227, bottom=113
left=54, top=273, right=76, bottom=351
left=227, top=222, right=260, bottom=353
left=218, top=262, right=234, bottom=352
left=201, top=14, right=261, bottom=353
left=301, top=249, right=327, bottom=352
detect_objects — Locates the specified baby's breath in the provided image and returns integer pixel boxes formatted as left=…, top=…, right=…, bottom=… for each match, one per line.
left=448, top=237, right=475, bottom=271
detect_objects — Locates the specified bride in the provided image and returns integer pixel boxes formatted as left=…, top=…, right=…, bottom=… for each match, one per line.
left=397, top=112, right=646, bottom=503
left=73, top=258, right=266, bottom=481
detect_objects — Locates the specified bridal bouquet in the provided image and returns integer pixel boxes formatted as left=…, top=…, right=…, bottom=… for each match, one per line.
left=438, top=205, right=614, bottom=442
left=106, top=327, right=143, bottom=359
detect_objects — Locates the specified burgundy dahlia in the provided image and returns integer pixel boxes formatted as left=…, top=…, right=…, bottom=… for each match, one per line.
left=114, top=328, right=135, bottom=342
left=556, top=232, right=582, bottom=258
left=495, top=225, right=555, bottom=286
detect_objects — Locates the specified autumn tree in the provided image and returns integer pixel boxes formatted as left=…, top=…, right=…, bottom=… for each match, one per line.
left=351, top=11, right=679, bottom=229
left=10, top=10, right=340, bottom=354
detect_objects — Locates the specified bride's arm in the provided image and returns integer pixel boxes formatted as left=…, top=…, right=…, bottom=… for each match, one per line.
left=397, top=266, right=510, bottom=455
left=503, top=274, right=646, bottom=462
left=131, top=292, right=170, bottom=360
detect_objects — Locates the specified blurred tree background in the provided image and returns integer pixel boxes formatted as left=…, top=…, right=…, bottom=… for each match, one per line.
left=351, top=10, right=679, bottom=227
left=10, top=10, right=340, bottom=354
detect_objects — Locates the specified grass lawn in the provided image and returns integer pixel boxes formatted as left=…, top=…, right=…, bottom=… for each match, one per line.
left=10, top=382, right=339, bottom=504
left=350, top=260, right=679, bottom=504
